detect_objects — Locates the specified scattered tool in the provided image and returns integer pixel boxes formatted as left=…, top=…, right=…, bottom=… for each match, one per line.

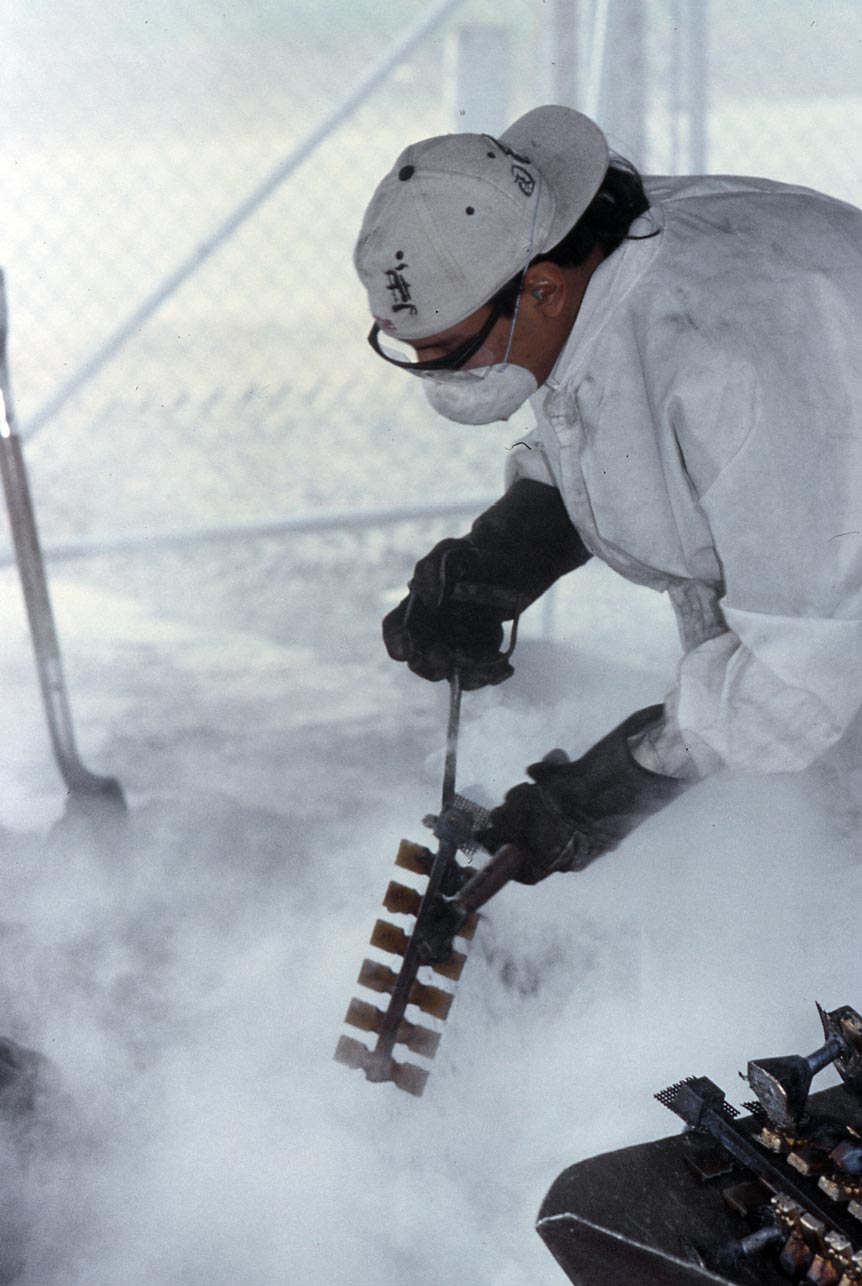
left=0, top=271, right=125, bottom=813
left=334, top=670, right=524, bottom=1096
left=538, top=1002, right=862, bottom=1285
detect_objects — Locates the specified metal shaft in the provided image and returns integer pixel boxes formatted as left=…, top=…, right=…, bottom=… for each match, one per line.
left=441, top=670, right=462, bottom=810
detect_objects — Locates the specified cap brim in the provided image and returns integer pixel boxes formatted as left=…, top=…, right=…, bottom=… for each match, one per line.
left=499, top=105, right=609, bottom=253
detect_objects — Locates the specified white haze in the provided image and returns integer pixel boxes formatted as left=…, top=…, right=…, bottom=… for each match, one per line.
left=0, top=565, right=857, bottom=1285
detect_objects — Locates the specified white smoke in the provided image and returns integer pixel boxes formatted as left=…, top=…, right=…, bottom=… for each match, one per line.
left=0, top=566, right=856, bottom=1285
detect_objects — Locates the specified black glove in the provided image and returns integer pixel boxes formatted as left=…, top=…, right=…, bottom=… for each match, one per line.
left=477, top=706, right=689, bottom=884
left=382, top=479, right=590, bottom=689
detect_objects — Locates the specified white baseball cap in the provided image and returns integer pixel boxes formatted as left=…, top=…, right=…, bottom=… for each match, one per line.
left=354, top=105, right=609, bottom=341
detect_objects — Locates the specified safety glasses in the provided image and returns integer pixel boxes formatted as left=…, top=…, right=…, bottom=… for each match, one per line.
left=367, top=296, right=509, bottom=374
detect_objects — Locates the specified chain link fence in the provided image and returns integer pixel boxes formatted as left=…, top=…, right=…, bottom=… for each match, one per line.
left=0, top=0, right=860, bottom=660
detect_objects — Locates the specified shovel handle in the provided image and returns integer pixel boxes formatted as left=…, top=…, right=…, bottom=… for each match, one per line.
left=456, top=843, right=525, bottom=915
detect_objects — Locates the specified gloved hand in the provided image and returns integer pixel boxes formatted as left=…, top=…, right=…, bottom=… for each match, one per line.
left=382, top=479, right=590, bottom=689
left=477, top=706, right=689, bottom=883
left=383, top=587, right=514, bottom=690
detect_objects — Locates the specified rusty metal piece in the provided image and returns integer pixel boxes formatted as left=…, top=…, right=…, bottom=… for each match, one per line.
left=780, top=1227, right=816, bottom=1276
left=357, top=957, right=399, bottom=996
left=748, top=1036, right=846, bottom=1131
left=800, top=1209, right=829, bottom=1248
left=720, top=1179, right=771, bottom=1217
left=398, top=1022, right=441, bottom=1060
left=383, top=881, right=423, bottom=918
left=819, top=1006, right=862, bottom=1098
left=333, top=1034, right=429, bottom=1098
left=394, top=839, right=434, bottom=876
left=409, top=978, right=453, bottom=1021
left=429, top=947, right=467, bottom=982
left=344, top=998, right=441, bottom=1060
left=758, top=1123, right=809, bottom=1153
left=808, top=1232, right=856, bottom=1285
left=791, top=1146, right=837, bottom=1177
left=334, top=1033, right=372, bottom=1073
left=821, top=1175, right=862, bottom=1204
left=336, top=678, right=511, bottom=1098
left=826, top=1232, right=855, bottom=1264
left=391, top=1060, right=430, bottom=1097
left=681, top=1131, right=735, bottom=1181
left=773, top=1192, right=805, bottom=1224
left=808, top=1254, right=844, bottom=1285
left=369, top=918, right=410, bottom=957
left=458, top=912, right=479, bottom=940
left=344, top=997, right=386, bottom=1035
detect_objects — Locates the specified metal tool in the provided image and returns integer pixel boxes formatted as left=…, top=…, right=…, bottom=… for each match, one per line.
left=335, top=670, right=524, bottom=1096
left=0, top=272, right=125, bottom=812
left=745, top=1004, right=862, bottom=1132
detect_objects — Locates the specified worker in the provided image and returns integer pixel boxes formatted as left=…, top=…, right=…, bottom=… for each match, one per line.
left=353, top=104, right=862, bottom=884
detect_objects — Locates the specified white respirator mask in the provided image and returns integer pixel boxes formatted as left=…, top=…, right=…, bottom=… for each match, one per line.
left=419, top=360, right=538, bottom=425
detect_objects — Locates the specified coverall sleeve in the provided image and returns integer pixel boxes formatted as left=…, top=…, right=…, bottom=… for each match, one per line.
left=652, top=364, right=862, bottom=779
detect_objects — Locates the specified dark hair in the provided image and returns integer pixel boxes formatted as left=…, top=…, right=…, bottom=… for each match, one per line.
left=491, top=157, right=655, bottom=315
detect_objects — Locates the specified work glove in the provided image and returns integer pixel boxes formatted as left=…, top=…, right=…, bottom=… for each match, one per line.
left=477, top=706, right=689, bottom=884
left=382, top=479, right=590, bottom=690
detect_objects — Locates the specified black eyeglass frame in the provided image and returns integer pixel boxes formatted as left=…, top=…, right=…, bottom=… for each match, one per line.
left=367, top=296, right=509, bottom=374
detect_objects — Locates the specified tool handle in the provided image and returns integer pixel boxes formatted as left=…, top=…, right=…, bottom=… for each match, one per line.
left=456, top=843, right=525, bottom=915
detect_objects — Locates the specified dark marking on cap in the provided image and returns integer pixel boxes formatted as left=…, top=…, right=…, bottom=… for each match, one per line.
left=395, top=250, right=404, bottom=260
left=465, top=206, right=475, bottom=215
left=398, top=165, right=415, bottom=181
left=487, top=151, right=496, bottom=158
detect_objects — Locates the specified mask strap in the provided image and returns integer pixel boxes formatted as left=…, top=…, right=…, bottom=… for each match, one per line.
left=500, top=174, right=545, bottom=367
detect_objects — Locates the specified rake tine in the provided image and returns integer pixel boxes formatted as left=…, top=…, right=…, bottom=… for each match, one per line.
left=383, top=881, right=423, bottom=917
left=355, top=958, right=453, bottom=1021
left=429, top=948, right=467, bottom=983
left=369, top=919, right=410, bottom=957
left=333, top=1034, right=429, bottom=1098
left=409, top=979, right=453, bottom=1021
left=344, top=998, right=385, bottom=1034
left=357, top=958, right=400, bottom=996
left=344, top=998, right=441, bottom=1060
left=401, top=1023, right=441, bottom=1060
left=458, top=913, right=479, bottom=941
left=392, top=1061, right=430, bottom=1097
left=394, top=840, right=434, bottom=876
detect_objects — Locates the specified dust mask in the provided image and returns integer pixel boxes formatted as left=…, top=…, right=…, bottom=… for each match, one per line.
left=421, top=363, right=538, bottom=424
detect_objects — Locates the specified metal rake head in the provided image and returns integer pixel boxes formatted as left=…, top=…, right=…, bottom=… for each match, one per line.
left=334, top=839, right=478, bottom=1097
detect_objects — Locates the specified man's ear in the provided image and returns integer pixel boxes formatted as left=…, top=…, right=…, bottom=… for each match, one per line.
left=523, top=264, right=567, bottom=317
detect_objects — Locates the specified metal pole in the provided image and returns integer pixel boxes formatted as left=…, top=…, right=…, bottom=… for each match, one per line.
left=583, top=0, right=611, bottom=121
left=669, top=0, right=684, bottom=173
left=599, top=0, right=646, bottom=167
left=442, top=672, right=462, bottom=810
left=545, top=0, right=580, bottom=108
left=20, top=0, right=467, bottom=443
left=687, top=0, right=709, bottom=172
left=450, top=25, right=511, bottom=134
left=0, top=391, right=125, bottom=807
left=0, top=496, right=498, bottom=568
left=0, top=271, right=125, bottom=808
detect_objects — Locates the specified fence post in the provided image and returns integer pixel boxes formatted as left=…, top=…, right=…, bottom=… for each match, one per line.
left=687, top=0, right=709, bottom=172
left=449, top=24, right=511, bottom=134
left=542, top=0, right=581, bottom=108
left=597, top=0, right=646, bottom=166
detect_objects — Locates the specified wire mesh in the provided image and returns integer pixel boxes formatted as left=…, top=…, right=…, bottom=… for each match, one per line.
left=0, top=0, right=860, bottom=643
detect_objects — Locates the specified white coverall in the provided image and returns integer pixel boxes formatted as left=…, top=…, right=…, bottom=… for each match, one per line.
left=505, top=175, right=862, bottom=779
